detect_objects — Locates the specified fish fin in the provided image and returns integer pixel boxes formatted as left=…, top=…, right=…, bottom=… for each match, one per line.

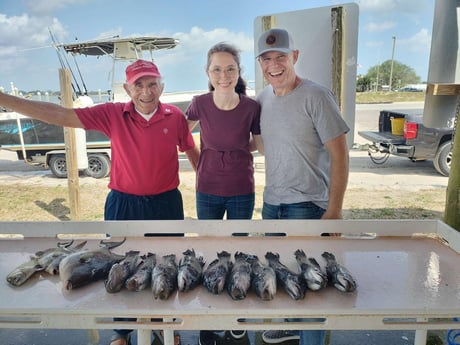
left=73, top=240, right=88, bottom=250
left=308, top=257, right=321, bottom=267
left=294, top=249, right=306, bottom=258
left=99, top=237, right=126, bottom=249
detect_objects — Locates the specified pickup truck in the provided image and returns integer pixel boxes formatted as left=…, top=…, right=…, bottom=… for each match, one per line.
left=358, top=109, right=454, bottom=176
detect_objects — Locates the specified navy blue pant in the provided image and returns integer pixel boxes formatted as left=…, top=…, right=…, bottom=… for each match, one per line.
left=106, top=188, right=184, bottom=338
left=105, top=188, right=184, bottom=221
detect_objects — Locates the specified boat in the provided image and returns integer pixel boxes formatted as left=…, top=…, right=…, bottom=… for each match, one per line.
left=0, top=35, right=202, bottom=178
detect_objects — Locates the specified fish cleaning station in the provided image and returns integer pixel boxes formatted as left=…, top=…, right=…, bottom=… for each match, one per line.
left=1, top=220, right=460, bottom=345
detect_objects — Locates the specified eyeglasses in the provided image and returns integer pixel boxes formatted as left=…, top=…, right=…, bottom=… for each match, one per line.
left=258, top=53, right=289, bottom=65
left=209, top=67, right=239, bottom=77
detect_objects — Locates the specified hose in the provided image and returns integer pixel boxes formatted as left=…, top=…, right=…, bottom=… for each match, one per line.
left=368, top=144, right=390, bottom=164
left=447, top=317, right=460, bottom=345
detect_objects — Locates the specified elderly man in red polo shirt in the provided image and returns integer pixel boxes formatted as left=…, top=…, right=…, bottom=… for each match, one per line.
left=0, top=59, right=199, bottom=345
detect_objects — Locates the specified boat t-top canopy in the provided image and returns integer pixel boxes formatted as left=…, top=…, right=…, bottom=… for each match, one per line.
left=59, top=36, right=179, bottom=60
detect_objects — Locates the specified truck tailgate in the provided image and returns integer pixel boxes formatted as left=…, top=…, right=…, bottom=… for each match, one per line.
left=358, top=130, right=406, bottom=144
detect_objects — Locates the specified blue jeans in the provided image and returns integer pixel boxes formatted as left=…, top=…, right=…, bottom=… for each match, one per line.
left=263, top=201, right=326, bottom=345
left=196, top=191, right=254, bottom=219
left=262, top=201, right=325, bottom=220
left=299, top=325, right=325, bottom=345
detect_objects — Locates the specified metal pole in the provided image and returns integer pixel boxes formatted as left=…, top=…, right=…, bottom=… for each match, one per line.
left=376, top=64, right=380, bottom=91
left=389, top=36, right=396, bottom=91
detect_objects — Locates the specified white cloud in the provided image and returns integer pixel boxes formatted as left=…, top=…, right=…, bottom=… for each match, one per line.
left=366, top=40, right=384, bottom=48
left=0, top=13, right=67, bottom=49
left=142, top=27, right=255, bottom=92
left=25, top=0, right=90, bottom=15
left=152, top=26, right=253, bottom=69
left=399, top=28, right=431, bottom=53
left=365, top=20, right=396, bottom=32
left=173, top=27, right=253, bottom=53
left=358, top=0, right=429, bottom=13
left=357, top=0, right=397, bottom=12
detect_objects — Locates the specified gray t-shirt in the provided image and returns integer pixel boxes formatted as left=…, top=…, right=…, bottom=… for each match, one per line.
left=258, top=78, right=349, bottom=209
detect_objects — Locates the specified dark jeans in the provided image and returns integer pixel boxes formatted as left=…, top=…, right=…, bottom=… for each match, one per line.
left=262, top=200, right=326, bottom=345
left=262, top=201, right=324, bottom=220
left=105, top=188, right=184, bottom=339
left=196, top=191, right=254, bottom=219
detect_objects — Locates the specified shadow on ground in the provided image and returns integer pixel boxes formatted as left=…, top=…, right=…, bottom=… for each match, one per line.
left=34, top=198, right=71, bottom=221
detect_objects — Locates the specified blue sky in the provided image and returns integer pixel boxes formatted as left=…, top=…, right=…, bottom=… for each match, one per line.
left=1, top=0, right=434, bottom=94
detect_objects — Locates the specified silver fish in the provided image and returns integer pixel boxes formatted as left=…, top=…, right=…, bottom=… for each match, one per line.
left=125, top=252, right=156, bottom=292
left=151, top=254, right=178, bottom=300
left=248, top=255, right=277, bottom=301
left=227, top=252, right=252, bottom=300
left=6, top=240, right=87, bottom=287
left=295, top=249, right=328, bottom=291
left=105, top=250, right=141, bottom=293
left=44, top=240, right=88, bottom=275
left=265, top=251, right=306, bottom=300
left=59, top=238, right=126, bottom=290
left=177, top=249, right=205, bottom=292
left=321, top=251, right=357, bottom=292
left=202, top=251, right=232, bottom=295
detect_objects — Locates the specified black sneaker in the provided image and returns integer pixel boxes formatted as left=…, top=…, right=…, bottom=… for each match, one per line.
left=218, top=331, right=249, bottom=345
left=199, top=331, right=225, bottom=345
left=262, top=330, right=299, bottom=344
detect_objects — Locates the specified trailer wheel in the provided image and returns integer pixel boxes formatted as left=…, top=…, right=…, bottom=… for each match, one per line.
left=85, top=153, right=110, bottom=179
left=49, top=154, right=67, bottom=178
left=433, top=141, right=452, bottom=177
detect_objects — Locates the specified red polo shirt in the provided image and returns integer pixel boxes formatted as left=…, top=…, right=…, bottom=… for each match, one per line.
left=75, top=101, right=195, bottom=196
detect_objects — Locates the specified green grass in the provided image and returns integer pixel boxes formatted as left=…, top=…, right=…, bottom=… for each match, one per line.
left=356, top=91, right=425, bottom=104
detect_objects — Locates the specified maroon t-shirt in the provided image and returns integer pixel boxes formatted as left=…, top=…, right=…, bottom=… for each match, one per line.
left=186, top=93, right=260, bottom=196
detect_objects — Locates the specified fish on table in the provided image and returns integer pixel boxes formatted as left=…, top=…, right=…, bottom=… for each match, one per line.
left=6, top=240, right=87, bottom=287
left=125, top=252, right=156, bottom=292
left=177, top=248, right=205, bottom=292
left=265, top=251, right=307, bottom=300
left=227, top=251, right=252, bottom=300
left=44, top=240, right=88, bottom=276
left=151, top=254, right=178, bottom=300
left=58, top=238, right=126, bottom=291
left=248, top=254, right=277, bottom=301
left=105, top=250, right=141, bottom=293
left=294, top=249, right=328, bottom=291
left=321, top=251, right=357, bottom=292
left=202, top=250, right=232, bottom=295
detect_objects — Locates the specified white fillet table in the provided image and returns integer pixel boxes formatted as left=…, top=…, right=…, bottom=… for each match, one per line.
left=0, top=219, right=459, bottom=345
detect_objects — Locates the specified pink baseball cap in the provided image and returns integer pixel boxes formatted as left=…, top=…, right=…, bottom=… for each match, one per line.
left=125, top=59, right=162, bottom=84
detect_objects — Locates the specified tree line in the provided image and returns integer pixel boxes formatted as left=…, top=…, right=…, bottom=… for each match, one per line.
left=356, top=59, right=422, bottom=92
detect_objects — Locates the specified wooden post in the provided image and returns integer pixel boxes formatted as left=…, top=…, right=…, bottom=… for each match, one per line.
left=426, top=83, right=460, bottom=231
left=59, top=69, right=80, bottom=220
left=444, top=106, right=460, bottom=230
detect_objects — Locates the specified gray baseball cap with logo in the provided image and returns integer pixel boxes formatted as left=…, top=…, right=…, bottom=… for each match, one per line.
left=256, top=28, right=296, bottom=58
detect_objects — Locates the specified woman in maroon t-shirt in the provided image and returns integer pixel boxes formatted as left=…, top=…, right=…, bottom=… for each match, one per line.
left=186, top=42, right=262, bottom=220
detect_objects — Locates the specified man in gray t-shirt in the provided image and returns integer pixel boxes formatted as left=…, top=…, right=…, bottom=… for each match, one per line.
left=256, top=28, right=349, bottom=220
left=255, top=28, right=350, bottom=345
